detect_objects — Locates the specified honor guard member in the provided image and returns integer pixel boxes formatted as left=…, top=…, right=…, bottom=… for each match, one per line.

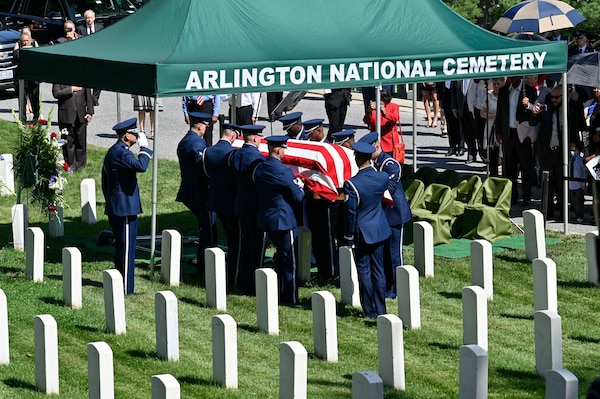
left=279, top=112, right=308, bottom=140
left=203, top=123, right=240, bottom=288
left=359, top=132, right=412, bottom=299
left=304, top=118, right=338, bottom=279
left=252, top=135, right=305, bottom=305
left=182, top=95, right=221, bottom=146
left=228, top=124, right=266, bottom=294
left=176, top=112, right=212, bottom=271
left=304, top=119, right=328, bottom=143
left=343, top=142, right=391, bottom=318
left=102, top=118, right=152, bottom=295
left=331, top=130, right=356, bottom=149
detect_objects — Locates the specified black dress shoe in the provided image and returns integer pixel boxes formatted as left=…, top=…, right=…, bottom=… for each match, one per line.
left=521, top=198, right=531, bottom=206
left=458, top=148, right=466, bottom=156
left=445, top=148, right=454, bottom=156
left=465, top=154, right=474, bottom=164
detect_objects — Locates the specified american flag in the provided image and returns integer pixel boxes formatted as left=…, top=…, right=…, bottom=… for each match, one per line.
left=233, top=139, right=358, bottom=201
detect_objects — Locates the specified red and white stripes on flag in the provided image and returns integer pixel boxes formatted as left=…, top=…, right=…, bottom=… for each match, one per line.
left=233, top=139, right=358, bottom=202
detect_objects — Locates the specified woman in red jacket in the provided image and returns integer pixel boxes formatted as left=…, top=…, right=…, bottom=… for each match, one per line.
left=363, top=89, right=400, bottom=155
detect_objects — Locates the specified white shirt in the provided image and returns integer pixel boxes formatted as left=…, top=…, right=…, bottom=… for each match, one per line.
left=508, top=82, right=522, bottom=129
left=220, top=93, right=262, bottom=117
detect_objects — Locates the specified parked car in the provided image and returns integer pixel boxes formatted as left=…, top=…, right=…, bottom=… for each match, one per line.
left=0, top=0, right=136, bottom=45
left=0, top=15, right=20, bottom=92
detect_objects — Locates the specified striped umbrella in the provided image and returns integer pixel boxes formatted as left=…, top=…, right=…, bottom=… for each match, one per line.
left=492, top=0, right=586, bottom=34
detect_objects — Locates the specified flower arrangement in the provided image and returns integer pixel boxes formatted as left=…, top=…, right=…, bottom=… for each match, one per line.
left=12, top=109, right=70, bottom=217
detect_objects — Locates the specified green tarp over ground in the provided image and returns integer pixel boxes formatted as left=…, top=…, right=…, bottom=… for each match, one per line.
left=19, top=0, right=567, bottom=97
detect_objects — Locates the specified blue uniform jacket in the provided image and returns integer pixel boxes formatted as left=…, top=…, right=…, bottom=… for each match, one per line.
left=343, top=166, right=391, bottom=245
left=228, top=143, right=265, bottom=217
left=176, top=131, right=207, bottom=204
left=253, top=156, right=304, bottom=231
left=203, top=139, right=237, bottom=213
left=102, top=141, right=152, bottom=217
left=374, top=151, right=412, bottom=226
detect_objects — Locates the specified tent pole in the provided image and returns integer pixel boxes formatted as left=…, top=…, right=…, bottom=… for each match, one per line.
left=18, top=79, right=25, bottom=123
left=375, top=86, right=381, bottom=139
left=149, top=97, right=159, bottom=274
left=562, top=74, right=568, bottom=235
left=412, top=83, right=418, bottom=169
left=116, top=92, right=121, bottom=123
left=232, top=94, right=237, bottom=124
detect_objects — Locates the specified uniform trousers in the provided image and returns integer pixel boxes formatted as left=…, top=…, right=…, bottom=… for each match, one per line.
left=108, top=214, right=138, bottom=295
left=60, top=120, right=88, bottom=171
left=184, top=201, right=213, bottom=271
left=459, top=103, right=477, bottom=157
left=216, top=211, right=240, bottom=287
left=383, top=225, right=404, bottom=296
left=266, top=228, right=298, bottom=305
left=306, top=198, right=338, bottom=279
left=355, top=232, right=386, bottom=319
left=237, top=215, right=264, bottom=295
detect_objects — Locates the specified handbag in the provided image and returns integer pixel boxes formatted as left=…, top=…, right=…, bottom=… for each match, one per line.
left=391, top=129, right=405, bottom=164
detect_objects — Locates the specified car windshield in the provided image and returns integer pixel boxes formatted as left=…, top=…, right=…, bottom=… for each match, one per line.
left=67, top=0, right=135, bottom=18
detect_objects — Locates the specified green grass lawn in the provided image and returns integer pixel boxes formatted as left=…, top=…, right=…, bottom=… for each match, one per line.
left=1, top=119, right=599, bottom=398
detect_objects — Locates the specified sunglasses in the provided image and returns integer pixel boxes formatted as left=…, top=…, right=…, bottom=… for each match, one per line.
left=551, top=95, right=562, bottom=99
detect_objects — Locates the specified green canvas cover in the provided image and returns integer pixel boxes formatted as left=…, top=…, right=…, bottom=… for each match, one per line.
left=412, top=183, right=454, bottom=245
left=18, top=0, right=567, bottom=97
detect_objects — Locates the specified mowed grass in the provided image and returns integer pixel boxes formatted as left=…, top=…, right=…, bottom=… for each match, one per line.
left=1, top=119, right=600, bottom=397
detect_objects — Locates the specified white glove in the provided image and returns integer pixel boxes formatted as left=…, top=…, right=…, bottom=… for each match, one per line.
left=293, top=177, right=305, bottom=189
left=137, top=131, right=149, bottom=148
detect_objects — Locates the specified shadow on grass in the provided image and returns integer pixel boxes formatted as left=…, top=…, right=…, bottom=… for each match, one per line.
left=82, top=277, right=103, bottom=288
left=40, top=296, right=63, bottom=306
left=2, top=378, right=36, bottom=391
left=177, top=375, right=218, bottom=387
left=438, top=291, right=461, bottom=300
left=569, top=335, right=600, bottom=344
left=126, top=348, right=157, bottom=359
left=500, top=312, right=533, bottom=321
left=337, top=305, right=364, bottom=318
left=76, top=324, right=103, bottom=333
left=495, top=253, right=530, bottom=265
left=179, top=296, right=206, bottom=308
left=495, top=368, right=543, bottom=390
left=558, top=280, right=595, bottom=289
left=308, top=377, right=351, bottom=389
left=237, top=323, right=259, bottom=334
left=428, top=341, right=460, bottom=351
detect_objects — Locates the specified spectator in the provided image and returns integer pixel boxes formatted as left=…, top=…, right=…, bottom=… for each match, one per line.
left=363, top=88, right=400, bottom=156
left=569, top=141, right=587, bottom=223
left=132, top=95, right=155, bottom=138
left=220, top=93, right=261, bottom=126
left=480, top=77, right=505, bottom=176
left=421, top=82, right=439, bottom=128
left=324, top=88, right=351, bottom=137
left=14, top=29, right=40, bottom=121
left=76, top=9, right=103, bottom=105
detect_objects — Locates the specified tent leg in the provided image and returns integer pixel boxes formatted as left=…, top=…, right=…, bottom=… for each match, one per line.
left=149, top=97, right=159, bottom=274
left=412, top=83, right=417, bottom=169
left=562, top=74, right=568, bottom=235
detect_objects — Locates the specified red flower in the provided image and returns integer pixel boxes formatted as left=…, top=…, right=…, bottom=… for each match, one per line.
left=63, top=162, right=69, bottom=171
left=50, top=132, right=57, bottom=138
left=38, top=119, right=47, bottom=125
left=28, top=123, right=34, bottom=129
left=48, top=204, right=56, bottom=212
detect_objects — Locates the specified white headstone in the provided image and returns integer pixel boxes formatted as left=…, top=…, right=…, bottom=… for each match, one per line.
left=256, top=268, right=279, bottom=335
left=352, top=371, right=383, bottom=399
left=62, top=247, right=82, bottom=309
left=377, top=314, right=405, bottom=390
left=533, top=258, right=558, bottom=313
left=34, top=314, right=59, bottom=394
left=280, top=341, right=307, bottom=399
left=161, top=230, right=181, bottom=287
left=80, top=178, right=97, bottom=224
left=26, top=226, right=44, bottom=282
left=11, top=204, right=28, bottom=251
left=545, top=368, right=578, bottom=399
left=339, top=246, right=361, bottom=308
left=151, top=374, right=180, bottom=399
left=312, top=291, right=338, bottom=362
left=0, top=154, right=14, bottom=196
left=48, top=206, right=64, bottom=239
left=524, top=209, right=546, bottom=261
left=212, top=314, right=237, bottom=389
left=156, top=291, right=179, bottom=361
left=462, top=286, right=488, bottom=352
left=87, top=341, right=114, bottom=399
left=585, top=231, right=599, bottom=286
left=414, top=221, right=434, bottom=278
left=205, top=247, right=227, bottom=311
left=0, top=289, right=9, bottom=365
left=297, top=226, right=312, bottom=283
left=470, top=240, right=493, bottom=301
left=459, top=345, right=488, bottom=399
left=535, top=310, right=562, bottom=377
left=397, top=265, right=421, bottom=330
left=103, top=270, right=126, bottom=335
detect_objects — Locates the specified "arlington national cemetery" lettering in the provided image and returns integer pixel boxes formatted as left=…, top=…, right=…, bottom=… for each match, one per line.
left=185, top=52, right=547, bottom=91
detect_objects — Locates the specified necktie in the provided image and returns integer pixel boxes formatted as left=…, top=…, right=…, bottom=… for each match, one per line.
left=88, top=26, right=92, bottom=35
left=196, top=96, right=205, bottom=106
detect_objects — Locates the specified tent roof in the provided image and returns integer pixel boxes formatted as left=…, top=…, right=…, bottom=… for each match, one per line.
left=19, top=0, right=567, bottom=97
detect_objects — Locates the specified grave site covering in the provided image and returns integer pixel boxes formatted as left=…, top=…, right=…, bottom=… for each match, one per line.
left=1, top=120, right=600, bottom=397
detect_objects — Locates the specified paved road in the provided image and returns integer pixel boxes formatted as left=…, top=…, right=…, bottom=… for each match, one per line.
left=1, top=83, right=596, bottom=235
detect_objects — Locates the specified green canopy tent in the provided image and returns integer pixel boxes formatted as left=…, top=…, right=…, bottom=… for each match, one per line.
left=18, top=0, right=569, bottom=263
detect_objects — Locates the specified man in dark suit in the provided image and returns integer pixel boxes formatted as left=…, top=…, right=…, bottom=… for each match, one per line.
left=176, top=112, right=212, bottom=271
left=343, top=142, right=391, bottom=319
left=451, top=80, right=477, bottom=162
left=102, top=118, right=152, bottom=295
left=495, top=76, right=538, bottom=205
left=52, top=83, right=94, bottom=171
left=203, top=124, right=239, bottom=288
left=228, top=124, right=266, bottom=294
left=76, top=10, right=103, bottom=105
left=253, top=136, right=305, bottom=305
left=324, top=88, right=351, bottom=137
left=359, top=132, right=412, bottom=299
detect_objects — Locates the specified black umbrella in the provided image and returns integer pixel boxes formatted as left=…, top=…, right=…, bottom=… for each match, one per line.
left=567, top=52, right=600, bottom=88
